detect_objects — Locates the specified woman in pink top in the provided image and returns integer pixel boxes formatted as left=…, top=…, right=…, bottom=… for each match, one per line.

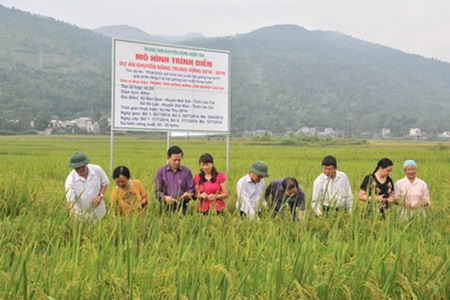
left=194, top=153, right=228, bottom=215
left=394, top=160, right=430, bottom=218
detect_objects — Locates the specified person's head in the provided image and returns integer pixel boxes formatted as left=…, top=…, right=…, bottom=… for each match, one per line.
left=282, top=177, right=299, bottom=197
left=403, top=160, right=417, bottom=180
left=113, top=165, right=131, bottom=189
left=167, top=145, right=183, bottom=170
left=199, top=153, right=214, bottom=174
left=68, top=152, right=90, bottom=177
left=247, top=161, right=269, bottom=183
left=373, top=158, right=394, bottom=177
left=199, top=153, right=218, bottom=183
left=322, top=155, right=337, bottom=178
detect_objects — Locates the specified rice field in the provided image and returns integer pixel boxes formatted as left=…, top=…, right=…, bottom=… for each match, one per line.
left=0, top=135, right=449, bottom=299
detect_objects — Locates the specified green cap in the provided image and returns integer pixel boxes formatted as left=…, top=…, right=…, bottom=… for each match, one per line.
left=68, top=152, right=91, bottom=168
left=248, top=161, right=269, bottom=177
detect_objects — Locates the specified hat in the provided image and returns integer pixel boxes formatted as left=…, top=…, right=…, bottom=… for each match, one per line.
left=403, top=160, right=417, bottom=169
left=248, top=161, right=269, bottom=177
left=68, top=152, right=91, bottom=168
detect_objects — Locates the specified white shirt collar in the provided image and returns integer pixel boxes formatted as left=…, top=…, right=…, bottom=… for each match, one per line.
left=322, top=171, right=341, bottom=181
left=73, top=165, right=95, bottom=182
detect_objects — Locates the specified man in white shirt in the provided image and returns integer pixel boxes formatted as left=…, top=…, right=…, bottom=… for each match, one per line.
left=311, top=156, right=353, bottom=216
left=236, top=161, right=269, bottom=219
left=65, top=152, right=109, bottom=219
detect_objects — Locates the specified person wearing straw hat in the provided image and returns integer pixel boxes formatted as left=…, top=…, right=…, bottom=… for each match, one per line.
left=65, top=152, right=109, bottom=219
left=236, top=161, right=269, bottom=219
left=394, top=160, right=430, bottom=218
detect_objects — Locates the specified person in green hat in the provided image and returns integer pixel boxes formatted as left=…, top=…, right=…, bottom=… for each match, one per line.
left=236, top=161, right=269, bottom=219
left=65, top=152, right=109, bottom=219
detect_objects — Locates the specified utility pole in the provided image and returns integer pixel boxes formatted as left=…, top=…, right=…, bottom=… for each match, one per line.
left=347, top=113, right=353, bottom=138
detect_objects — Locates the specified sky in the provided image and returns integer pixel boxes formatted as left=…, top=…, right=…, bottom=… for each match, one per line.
left=2, top=0, right=450, bottom=62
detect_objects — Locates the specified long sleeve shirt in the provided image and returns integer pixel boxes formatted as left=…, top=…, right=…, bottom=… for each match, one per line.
left=311, top=170, right=353, bottom=216
left=264, top=179, right=305, bottom=213
left=236, top=174, right=266, bottom=219
left=394, top=176, right=430, bottom=209
left=155, top=165, right=195, bottom=202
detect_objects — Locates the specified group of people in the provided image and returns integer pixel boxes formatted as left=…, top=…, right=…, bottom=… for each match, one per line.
left=64, top=146, right=430, bottom=220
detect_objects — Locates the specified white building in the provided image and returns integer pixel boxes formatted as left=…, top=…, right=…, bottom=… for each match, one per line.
left=252, top=130, right=272, bottom=137
left=438, top=131, right=450, bottom=139
left=318, top=128, right=337, bottom=138
left=381, top=128, right=391, bottom=139
left=69, top=117, right=100, bottom=133
left=409, top=128, right=422, bottom=138
left=48, top=117, right=100, bottom=134
left=300, top=126, right=316, bottom=136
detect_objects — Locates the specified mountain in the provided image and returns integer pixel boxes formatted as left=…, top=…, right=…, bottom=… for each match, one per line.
left=0, top=5, right=111, bottom=129
left=1, top=5, right=450, bottom=135
left=157, top=32, right=205, bottom=43
left=94, top=25, right=206, bottom=44
left=0, top=6, right=109, bottom=72
left=183, top=25, right=450, bottom=134
left=94, top=25, right=168, bottom=43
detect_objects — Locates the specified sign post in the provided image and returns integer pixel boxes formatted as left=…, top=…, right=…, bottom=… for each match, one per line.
left=111, top=39, right=230, bottom=174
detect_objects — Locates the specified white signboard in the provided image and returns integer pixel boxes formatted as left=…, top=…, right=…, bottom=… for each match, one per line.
left=112, top=39, right=229, bottom=133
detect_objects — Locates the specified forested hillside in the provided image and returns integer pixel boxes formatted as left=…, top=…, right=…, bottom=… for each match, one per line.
left=1, top=5, right=450, bottom=135
left=185, top=25, right=450, bottom=134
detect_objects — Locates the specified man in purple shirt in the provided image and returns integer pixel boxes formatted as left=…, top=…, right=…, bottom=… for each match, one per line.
left=155, top=145, right=195, bottom=214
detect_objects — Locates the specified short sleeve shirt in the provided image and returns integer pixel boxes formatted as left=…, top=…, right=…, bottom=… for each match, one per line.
left=360, top=175, right=394, bottom=198
left=194, top=172, right=227, bottom=212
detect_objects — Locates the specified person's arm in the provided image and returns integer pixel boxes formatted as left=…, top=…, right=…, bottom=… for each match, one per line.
left=209, top=174, right=229, bottom=200
left=422, top=182, right=431, bottom=207
left=396, top=182, right=411, bottom=209
left=344, top=175, right=353, bottom=211
left=139, top=181, right=149, bottom=208
left=155, top=168, right=165, bottom=202
left=360, top=189, right=390, bottom=204
left=236, top=178, right=251, bottom=207
left=260, top=180, right=268, bottom=208
left=109, top=188, right=121, bottom=214
left=92, top=167, right=109, bottom=207
left=296, top=188, right=306, bottom=220
left=264, top=181, right=273, bottom=207
left=358, top=189, right=369, bottom=201
left=358, top=176, right=373, bottom=202
left=311, top=177, right=322, bottom=216
left=65, top=175, right=77, bottom=212
left=93, top=184, right=108, bottom=207
left=194, top=177, right=201, bottom=200
left=387, top=179, right=398, bottom=204
left=194, top=175, right=208, bottom=200
left=155, top=168, right=176, bottom=204
left=180, top=170, right=195, bottom=201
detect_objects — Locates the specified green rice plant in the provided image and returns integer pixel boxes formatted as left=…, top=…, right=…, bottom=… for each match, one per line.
left=0, top=135, right=448, bottom=299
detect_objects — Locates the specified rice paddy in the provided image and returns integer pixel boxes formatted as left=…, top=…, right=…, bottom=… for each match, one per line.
left=0, top=135, right=449, bottom=299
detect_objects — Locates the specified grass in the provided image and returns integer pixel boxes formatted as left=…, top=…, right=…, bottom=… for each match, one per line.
left=0, top=135, right=449, bottom=299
